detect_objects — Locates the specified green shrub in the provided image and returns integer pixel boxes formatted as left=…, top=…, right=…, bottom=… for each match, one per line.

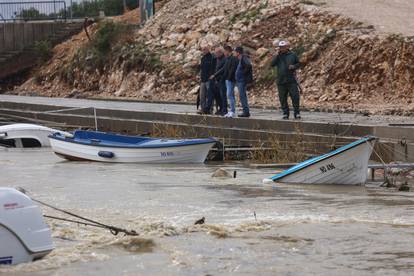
left=292, top=43, right=306, bottom=58
left=60, top=21, right=129, bottom=77
left=230, top=1, right=268, bottom=24
left=116, top=42, right=162, bottom=73
left=33, top=40, right=52, bottom=62
left=58, top=21, right=162, bottom=84
left=299, top=0, right=326, bottom=6
left=93, top=21, right=128, bottom=54
left=258, top=66, right=278, bottom=85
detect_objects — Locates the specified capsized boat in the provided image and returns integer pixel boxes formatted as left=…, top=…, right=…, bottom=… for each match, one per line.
left=0, top=124, right=70, bottom=148
left=49, top=130, right=217, bottom=163
left=0, top=188, right=54, bottom=265
left=263, top=136, right=377, bottom=185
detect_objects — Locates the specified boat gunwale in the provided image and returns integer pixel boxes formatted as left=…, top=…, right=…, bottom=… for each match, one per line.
left=270, top=136, right=377, bottom=182
left=48, top=133, right=217, bottom=149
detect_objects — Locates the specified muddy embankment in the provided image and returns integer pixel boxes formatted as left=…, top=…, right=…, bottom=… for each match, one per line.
left=10, top=0, right=414, bottom=116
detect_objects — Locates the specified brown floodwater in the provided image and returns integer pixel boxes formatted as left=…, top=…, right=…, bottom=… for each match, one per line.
left=0, top=148, right=413, bottom=275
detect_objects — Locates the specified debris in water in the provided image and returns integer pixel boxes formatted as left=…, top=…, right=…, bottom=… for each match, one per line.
left=211, top=168, right=232, bottom=178
left=194, top=217, right=205, bottom=225
left=380, top=178, right=397, bottom=188
left=398, top=182, right=410, bottom=192
left=111, top=237, right=155, bottom=253
left=207, top=225, right=229, bottom=239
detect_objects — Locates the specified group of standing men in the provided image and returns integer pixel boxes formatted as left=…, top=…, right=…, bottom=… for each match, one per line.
left=199, top=45, right=253, bottom=118
left=198, top=40, right=301, bottom=119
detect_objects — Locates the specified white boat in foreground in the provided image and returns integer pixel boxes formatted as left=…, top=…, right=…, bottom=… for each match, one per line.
left=0, top=188, right=54, bottom=265
left=263, top=136, right=377, bottom=185
left=49, top=130, right=217, bottom=163
left=0, top=124, right=70, bottom=148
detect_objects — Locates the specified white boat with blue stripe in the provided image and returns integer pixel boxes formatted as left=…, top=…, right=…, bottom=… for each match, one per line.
left=263, top=136, right=377, bottom=185
left=49, top=130, right=217, bottom=164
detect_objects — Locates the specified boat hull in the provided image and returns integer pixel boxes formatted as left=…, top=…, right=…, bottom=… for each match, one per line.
left=0, top=124, right=69, bottom=148
left=0, top=188, right=54, bottom=265
left=50, top=138, right=215, bottom=163
left=266, top=137, right=376, bottom=185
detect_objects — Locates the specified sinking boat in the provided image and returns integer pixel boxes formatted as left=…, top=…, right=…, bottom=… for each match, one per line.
left=0, top=124, right=70, bottom=148
left=49, top=130, right=217, bottom=163
left=263, top=136, right=377, bottom=185
left=0, top=188, right=54, bottom=265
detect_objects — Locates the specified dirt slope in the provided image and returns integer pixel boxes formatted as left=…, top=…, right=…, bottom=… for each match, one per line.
left=315, top=0, right=414, bottom=36
left=13, top=0, right=414, bottom=115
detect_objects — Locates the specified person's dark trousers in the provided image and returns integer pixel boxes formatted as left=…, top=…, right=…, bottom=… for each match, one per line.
left=277, top=82, right=300, bottom=117
left=204, top=80, right=215, bottom=114
left=236, top=81, right=250, bottom=115
left=200, top=81, right=209, bottom=112
left=219, top=79, right=227, bottom=114
left=213, top=80, right=222, bottom=113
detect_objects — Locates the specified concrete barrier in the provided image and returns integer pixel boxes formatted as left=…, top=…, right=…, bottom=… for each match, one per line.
left=0, top=21, right=63, bottom=53
left=0, top=97, right=412, bottom=162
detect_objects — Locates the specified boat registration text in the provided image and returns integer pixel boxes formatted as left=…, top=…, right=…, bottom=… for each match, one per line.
left=320, top=163, right=336, bottom=173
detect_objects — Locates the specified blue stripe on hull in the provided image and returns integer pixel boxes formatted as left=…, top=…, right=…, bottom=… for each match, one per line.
left=49, top=130, right=217, bottom=149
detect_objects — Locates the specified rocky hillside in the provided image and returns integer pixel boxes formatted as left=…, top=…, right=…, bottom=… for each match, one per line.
left=14, top=0, right=414, bottom=115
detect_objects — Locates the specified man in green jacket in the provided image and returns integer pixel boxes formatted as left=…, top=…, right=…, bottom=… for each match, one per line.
left=270, top=40, right=301, bottom=119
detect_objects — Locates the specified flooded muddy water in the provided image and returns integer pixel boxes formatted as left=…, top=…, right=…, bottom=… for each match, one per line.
left=0, top=148, right=413, bottom=275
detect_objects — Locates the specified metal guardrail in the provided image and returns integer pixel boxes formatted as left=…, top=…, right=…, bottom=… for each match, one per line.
left=0, top=1, right=145, bottom=22
left=0, top=1, right=66, bottom=21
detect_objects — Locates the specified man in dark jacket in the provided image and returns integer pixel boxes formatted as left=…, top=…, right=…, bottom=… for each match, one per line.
left=234, top=46, right=252, bottom=118
left=222, top=45, right=238, bottom=118
left=199, top=46, right=216, bottom=114
left=270, top=40, right=301, bottom=119
left=210, top=47, right=226, bottom=115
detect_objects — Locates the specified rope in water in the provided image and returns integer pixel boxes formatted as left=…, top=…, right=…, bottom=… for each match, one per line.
left=29, top=196, right=138, bottom=236
left=44, top=215, right=113, bottom=230
left=366, top=139, right=387, bottom=166
left=381, top=142, right=410, bottom=160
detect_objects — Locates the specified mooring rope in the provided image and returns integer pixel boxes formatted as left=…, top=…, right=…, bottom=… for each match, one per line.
left=366, top=139, right=387, bottom=166
left=44, top=106, right=98, bottom=131
left=381, top=142, right=409, bottom=160
left=43, top=215, right=112, bottom=230
left=17, top=188, right=138, bottom=236
left=365, top=139, right=391, bottom=184
left=33, top=198, right=138, bottom=236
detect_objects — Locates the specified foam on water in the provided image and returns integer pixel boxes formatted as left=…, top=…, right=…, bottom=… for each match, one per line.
left=1, top=149, right=413, bottom=275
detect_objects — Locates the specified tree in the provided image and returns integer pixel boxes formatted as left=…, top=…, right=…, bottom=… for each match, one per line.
left=69, top=0, right=139, bottom=18
left=15, top=7, right=48, bottom=20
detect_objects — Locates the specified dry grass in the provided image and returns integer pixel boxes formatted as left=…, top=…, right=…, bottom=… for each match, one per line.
left=150, top=122, right=313, bottom=163
left=151, top=123, right=184, bottom=138
left=251, top=124, right=307, bottom=163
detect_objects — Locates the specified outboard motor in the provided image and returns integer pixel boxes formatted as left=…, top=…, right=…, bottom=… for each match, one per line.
left=0, top=188, right=54, bottom=265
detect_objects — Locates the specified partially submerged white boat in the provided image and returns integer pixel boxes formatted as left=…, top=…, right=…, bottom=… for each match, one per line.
left=0, top=124, right=70, bottom=148
left=0, top=188, right=54, bottom=265
left=49, top=130, right=217, bottom=163
left=263, top=136, right=377, bottom=185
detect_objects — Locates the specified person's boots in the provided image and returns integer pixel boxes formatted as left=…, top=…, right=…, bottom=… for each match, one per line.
left=282, top=114, right=289, bottom=120
left=238, top=112, right=250, bottom=118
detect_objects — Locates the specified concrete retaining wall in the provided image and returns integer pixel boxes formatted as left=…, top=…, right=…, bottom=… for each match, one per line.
left=1, top=99, right=412, bottom=162
left=0, top=21, right=65, bottom=53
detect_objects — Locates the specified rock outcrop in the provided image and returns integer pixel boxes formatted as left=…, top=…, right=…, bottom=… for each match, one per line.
left=14, top=0, right=414, bottom=115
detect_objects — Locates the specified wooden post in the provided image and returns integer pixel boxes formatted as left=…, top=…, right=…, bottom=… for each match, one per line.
left=139, top=0, right=145, bottom=24
left=123, top=0, right=127, bottom=13
left=139, top=0, right=155, bottom=24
